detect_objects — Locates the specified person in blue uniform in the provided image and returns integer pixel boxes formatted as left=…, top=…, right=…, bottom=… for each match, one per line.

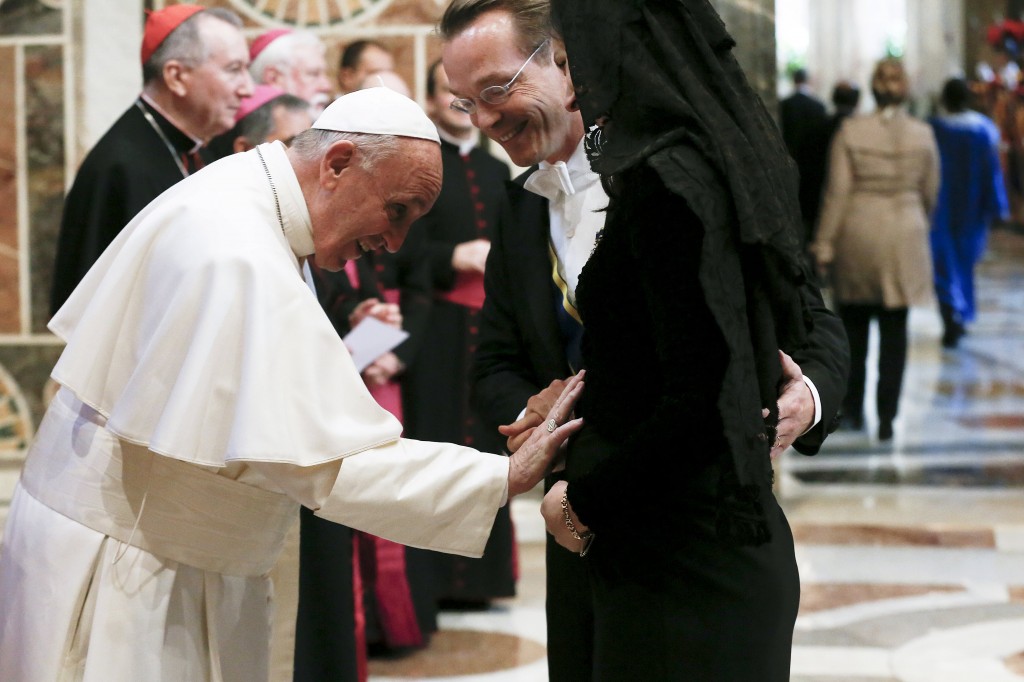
left=929, top=77, right=1010, bottom=348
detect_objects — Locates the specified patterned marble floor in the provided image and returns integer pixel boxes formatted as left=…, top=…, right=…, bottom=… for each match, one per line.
left=368, top=227, right=1024, bottom=681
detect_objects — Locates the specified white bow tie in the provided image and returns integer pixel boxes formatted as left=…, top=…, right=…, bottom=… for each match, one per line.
left=523, top=162, right=576, bottom=202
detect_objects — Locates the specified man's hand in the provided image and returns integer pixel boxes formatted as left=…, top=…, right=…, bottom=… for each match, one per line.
left=362, top=352, right=403, bottom=386
left=499, top=378, right=570, bottom=453
left=763, top=350, right=815, bottom=459
left=541, top=480, right=591, bottom=553
left=451, top=239, right=491, bottom=274
left=507, top=372, right=585, bottom=498
left=349, top=298, right=402, bottom=329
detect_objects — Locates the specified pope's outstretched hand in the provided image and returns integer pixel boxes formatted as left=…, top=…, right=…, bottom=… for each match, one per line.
left=506, top=370, right=585, bottom=498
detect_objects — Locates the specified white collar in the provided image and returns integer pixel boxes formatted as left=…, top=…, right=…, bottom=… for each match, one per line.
left=436, top=126, right=478, bottom=156
left=256, top=142, right=316, bottom=259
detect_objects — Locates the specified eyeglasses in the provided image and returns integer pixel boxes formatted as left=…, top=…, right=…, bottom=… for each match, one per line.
left=450, top=39, right=550, bottom=115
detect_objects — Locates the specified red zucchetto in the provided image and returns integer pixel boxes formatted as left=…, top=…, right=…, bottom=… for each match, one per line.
left=249, top=29, right=292, bottom=62
left=141, top=4, right=205, bottom=65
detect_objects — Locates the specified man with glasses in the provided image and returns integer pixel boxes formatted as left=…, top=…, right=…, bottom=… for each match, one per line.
left=448, top=38, right=550, bottom=115
left=440, top=1, right=847, bottom=679
left=440, top=4, right=623, bottom=678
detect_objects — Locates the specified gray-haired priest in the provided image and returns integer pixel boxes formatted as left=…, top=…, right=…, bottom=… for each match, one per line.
left=0, top=87, right=583, bottom=682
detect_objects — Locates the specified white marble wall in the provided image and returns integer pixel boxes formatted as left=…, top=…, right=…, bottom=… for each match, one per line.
left=74, top=0, right=143, bottom=156
left=906, top=0, right=965, bottom=114
left=802, top=0, right=965, bottom=114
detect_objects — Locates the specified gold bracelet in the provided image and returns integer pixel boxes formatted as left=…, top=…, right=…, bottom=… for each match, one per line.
left=560, top=490, right=595, bottom=557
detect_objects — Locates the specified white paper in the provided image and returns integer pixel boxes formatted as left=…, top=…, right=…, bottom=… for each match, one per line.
left=344, top=316, right=409, bottom=373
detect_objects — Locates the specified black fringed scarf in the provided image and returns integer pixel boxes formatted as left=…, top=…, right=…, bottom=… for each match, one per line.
left=553, top=0, right=814, bottom=543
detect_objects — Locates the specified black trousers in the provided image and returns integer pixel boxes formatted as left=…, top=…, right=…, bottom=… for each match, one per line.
left=293, top=507, right=359, bottom=682
left=546, top=488, right=799, bottom=681
left=838, top=304, right=909, bottom=423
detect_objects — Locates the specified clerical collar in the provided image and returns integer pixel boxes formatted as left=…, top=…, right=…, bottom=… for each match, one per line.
left=436, top=126, right=477, bottom=156
left=140, top=93, right=204, bottom=154
left=255, top=142, right=315, bottom=259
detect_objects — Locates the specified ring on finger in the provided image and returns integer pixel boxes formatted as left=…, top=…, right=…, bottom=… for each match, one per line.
left=546, top=418, right=558, bottom=433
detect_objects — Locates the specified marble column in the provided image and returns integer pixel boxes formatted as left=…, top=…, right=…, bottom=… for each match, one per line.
left=905, top=0, right=964, bottom=115
left=805, top=0, right=966, bottom=115
left=73, top=0, right=143, bottom=158
left=806, top=0, right=872, bottom=112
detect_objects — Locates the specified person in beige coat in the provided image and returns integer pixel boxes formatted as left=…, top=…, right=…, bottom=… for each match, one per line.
left=811, top=58, right=940, bottom=441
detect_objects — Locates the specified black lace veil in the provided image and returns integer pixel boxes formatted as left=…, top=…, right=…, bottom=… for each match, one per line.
left=553, top=0, right=806, bottom=279
left=552, top=0, right=815, bottom=536
left=553, top=0, right=811, bottom=361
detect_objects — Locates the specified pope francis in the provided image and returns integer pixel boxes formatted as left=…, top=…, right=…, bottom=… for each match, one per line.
left=0, top=87, right=583, bottom=681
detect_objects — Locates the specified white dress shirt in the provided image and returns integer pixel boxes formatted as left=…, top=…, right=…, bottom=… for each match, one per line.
left=524, top=137, right=608, bottom=307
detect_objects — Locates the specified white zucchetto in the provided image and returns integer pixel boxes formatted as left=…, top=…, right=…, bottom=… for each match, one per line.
left=313, top=87, right=440, bottom=144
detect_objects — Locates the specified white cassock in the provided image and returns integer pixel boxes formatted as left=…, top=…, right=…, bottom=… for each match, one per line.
left=0, top=141, right=508, bottom=682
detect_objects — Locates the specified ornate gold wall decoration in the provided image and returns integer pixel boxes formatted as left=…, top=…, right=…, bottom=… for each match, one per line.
left=227, top=0, right=395, bottom=28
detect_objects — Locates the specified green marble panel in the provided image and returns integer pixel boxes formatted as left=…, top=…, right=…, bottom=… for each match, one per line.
left=0, top=344, right=62, bottom=447
left=24, top=44, right=64, bottom=334
left=0, top=0, right=62, bottom=36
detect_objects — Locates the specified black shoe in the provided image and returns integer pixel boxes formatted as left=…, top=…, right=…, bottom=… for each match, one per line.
left=878, top=420, right=893, bottom=441
left=437, top=598, right=491, bottom=612
left=941, top=325, right=964, bottom=349
left=940, top=305, right=965, bottom=348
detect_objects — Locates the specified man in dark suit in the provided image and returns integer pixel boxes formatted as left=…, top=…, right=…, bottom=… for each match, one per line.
left=780, top=68, right=829, bottom=244
left=440, top=1, right=848, bottom=679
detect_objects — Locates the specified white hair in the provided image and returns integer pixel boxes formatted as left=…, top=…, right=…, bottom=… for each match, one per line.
left=250, top=31, right=325, bottom=84
left=289, top=129, right=400, bottom=171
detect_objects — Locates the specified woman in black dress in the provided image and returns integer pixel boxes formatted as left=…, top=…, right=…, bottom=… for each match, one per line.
left=540, top=0, right=843, bottom=678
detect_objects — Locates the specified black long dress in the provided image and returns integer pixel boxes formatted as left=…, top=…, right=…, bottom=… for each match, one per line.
left=564, top=165, right=801, bottom=681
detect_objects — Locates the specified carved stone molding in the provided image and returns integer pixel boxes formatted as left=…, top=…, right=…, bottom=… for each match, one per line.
left=226, top=0, right=395, bottom=28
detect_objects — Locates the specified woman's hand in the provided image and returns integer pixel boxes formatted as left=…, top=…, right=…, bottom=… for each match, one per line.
left=507, top=371, right=585, bottom=498
left=542, top=480, right=592, bottom=553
